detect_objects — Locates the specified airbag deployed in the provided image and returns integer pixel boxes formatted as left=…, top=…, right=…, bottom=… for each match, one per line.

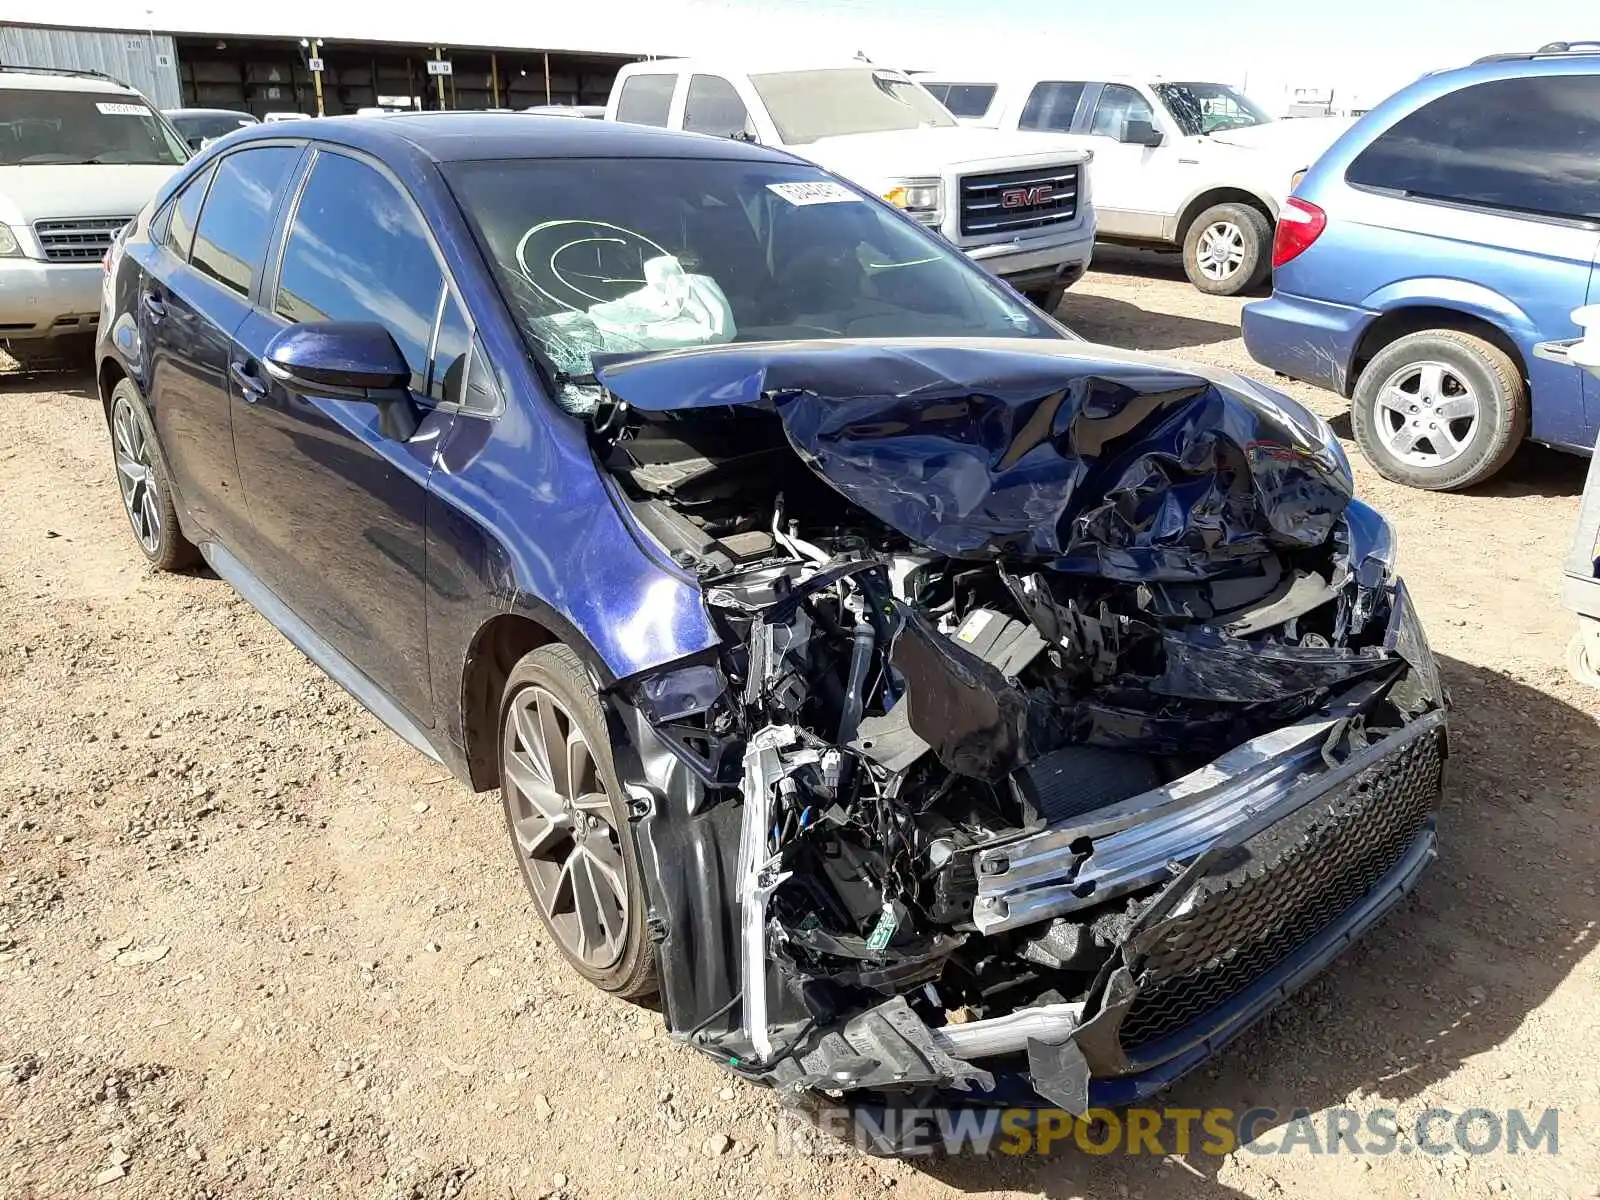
left=594, top=339, right=1353, bottom=582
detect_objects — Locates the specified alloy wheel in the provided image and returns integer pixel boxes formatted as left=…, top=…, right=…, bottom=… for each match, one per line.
left=1195, top=220, right=1246, bottom=281
left=112, top=397, right=161, bottom=554
left=1372, top=361, right=1481, bottom=468
left=501, top=685, right=630, bottom=969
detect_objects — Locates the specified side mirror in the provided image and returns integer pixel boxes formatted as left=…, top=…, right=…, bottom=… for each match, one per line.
left=263, top=321, right=422, bottom=440
left=1122, top=118, right=1164, bottom=148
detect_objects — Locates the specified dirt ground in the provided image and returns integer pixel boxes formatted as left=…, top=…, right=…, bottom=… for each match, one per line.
left=2, top=253, right=1598, bottom=1200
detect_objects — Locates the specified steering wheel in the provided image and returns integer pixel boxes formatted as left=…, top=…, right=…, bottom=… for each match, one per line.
left=514, top=220, right=672, bottom=312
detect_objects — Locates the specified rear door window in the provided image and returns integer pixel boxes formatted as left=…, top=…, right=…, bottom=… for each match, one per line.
left=614, top=74, right=676, bottom=126
left=683, top=75, right=755, bottom=139
left=189, top=146, right=300, bottom=296
left=162, top=161, right=215, bottom=259
left=1346, top=75, right=1600, bottom=222
left=922, top=82, right=998, bottom=119
left=1019, top=82, right=1088, bottom=132
left=274, top=150, right=443, bottom=390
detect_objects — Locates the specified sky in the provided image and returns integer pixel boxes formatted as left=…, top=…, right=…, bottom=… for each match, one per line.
left=3, top=0, right=1593, bottom=110
left=748, top=0, right=1599, bottom=107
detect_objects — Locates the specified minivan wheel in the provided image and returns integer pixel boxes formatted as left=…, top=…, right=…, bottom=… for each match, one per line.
left=1182, top=202, right=1272, bottom=296
left=1352, top=329, right=1526, bottom=490
left=498, top=643, right=656, bottom=1000
left=109, top=380, right=199, bottom=571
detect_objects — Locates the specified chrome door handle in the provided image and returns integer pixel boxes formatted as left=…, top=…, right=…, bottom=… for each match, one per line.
left=229, top=360, right=266, bottom=403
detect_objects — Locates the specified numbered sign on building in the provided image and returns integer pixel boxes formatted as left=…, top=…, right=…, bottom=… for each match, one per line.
left=426, top=60, right=453, bottom=77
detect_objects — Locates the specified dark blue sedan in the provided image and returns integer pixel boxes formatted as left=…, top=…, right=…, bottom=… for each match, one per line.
left=96, top=113, right=1445, bottom=1137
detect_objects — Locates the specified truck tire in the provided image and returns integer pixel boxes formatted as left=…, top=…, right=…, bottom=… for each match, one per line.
left=1023, top=285, right=1067, bottom=315
left=1351, top=329, right=1526, bottom=491
left=1182, top=202, right=1272, bottom=296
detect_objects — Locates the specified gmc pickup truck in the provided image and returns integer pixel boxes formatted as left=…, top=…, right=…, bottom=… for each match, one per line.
left=606, top=59, right=1096, bottom=312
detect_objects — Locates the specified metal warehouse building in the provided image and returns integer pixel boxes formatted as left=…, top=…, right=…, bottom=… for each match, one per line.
left=0, top=21, right=632, bottom=116
left=0, top=1, right=976, bottom=116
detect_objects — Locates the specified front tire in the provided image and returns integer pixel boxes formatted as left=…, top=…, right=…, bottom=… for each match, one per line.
left=4, top=333, right=94, bottom=372
left=1023, top=285, right=1067, bottom=315
left=1182, top=202, right=1271, bottom=295
left=498, top=643, right=656, bottom=1000
left=1351, top=329, right=1526, bottom=490
left=108, top=379, right=199, bottom=571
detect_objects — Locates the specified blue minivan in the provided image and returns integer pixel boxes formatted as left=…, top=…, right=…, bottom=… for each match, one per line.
left=1243, top=44, right=1600, bottom=490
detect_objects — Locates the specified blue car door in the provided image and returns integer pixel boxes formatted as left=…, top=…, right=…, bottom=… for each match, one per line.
left=135, top=159, right=252, bottom=541
left=226, top=147, right=457, bottom=726
left=147, top=142, right=306, bottom=557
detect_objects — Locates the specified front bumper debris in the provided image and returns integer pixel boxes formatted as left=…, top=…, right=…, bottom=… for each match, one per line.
left=588, top=335, right=1446, bottom=1126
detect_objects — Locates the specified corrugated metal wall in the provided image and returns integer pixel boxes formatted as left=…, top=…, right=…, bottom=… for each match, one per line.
left=0, top=25, right=182, bottom=109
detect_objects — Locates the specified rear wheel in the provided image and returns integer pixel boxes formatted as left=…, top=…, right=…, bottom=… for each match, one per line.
left=1351, top=329, right=1526, bottom=490
left=108, top=379, right=199, bottom=571
left=1182, top=202, right=1272, bottom=295
left=498, top=643, right=656, bottom=999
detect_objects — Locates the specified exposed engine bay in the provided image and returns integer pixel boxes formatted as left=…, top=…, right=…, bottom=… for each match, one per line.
left=586, top=339, right=1447, bottom=1120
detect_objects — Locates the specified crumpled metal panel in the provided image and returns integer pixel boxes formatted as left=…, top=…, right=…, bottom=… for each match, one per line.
left=595, top=338, right=1352, bottom=582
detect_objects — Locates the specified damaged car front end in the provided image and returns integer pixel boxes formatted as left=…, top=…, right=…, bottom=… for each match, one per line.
left=582, top=338, right=1446, bottom=1132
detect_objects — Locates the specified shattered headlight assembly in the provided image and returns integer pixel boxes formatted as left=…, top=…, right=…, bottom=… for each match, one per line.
left=1344, top=498, right=1397, bottom=588
left=0, top=226, right=25, bottom=259
left=881, top=178, right=943, bottom=226
left=634, top=663, right=727, bottom=722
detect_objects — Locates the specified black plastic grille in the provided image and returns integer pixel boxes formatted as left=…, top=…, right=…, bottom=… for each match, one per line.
left=33, top=217, right=130, bottom=263
left=958, top=165, right=1080, bottom=236
left=1118, top=726, right=1444, bottom=1049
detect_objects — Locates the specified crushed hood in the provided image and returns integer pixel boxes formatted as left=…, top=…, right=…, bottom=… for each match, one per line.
left=594, top=338, right=1352, bottom=582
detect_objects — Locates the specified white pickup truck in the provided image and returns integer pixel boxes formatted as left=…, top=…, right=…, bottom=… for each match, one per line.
left=605, top=59, right=1096, bottom=312
left=917, top=71, right=1351, bottom=295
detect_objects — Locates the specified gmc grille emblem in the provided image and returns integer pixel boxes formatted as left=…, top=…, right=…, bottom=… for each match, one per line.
left=1001, top=185, right=1054, bottom=208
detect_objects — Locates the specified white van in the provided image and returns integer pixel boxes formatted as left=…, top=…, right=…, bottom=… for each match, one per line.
left=917, top=71, right=1351, bottom=295
left=0, top=66, right=188, bottom=366
left=606, top=59, right=1097, bottom=312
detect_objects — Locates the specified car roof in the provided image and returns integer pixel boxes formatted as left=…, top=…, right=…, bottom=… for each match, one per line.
left=0, top=68, right=142, bottom=95
left=226, top=111, right=804, bottom=165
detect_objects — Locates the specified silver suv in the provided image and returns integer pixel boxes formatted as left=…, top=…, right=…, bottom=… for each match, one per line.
left=0, top=66, right=187, bottom=367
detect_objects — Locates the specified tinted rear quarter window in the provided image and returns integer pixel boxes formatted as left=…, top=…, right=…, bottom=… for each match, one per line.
left=1346, top=74, right=1600, bottom=222
left=275, top=150, right=443, bottom=389
left=923, top=82, right=998, bottom=119
left=615, top=74, right=676, bottom=126
left=164, top=161, right=215, bottom=259
left=1019, top=82, right=1087, bottom=132
left=189, top=146, right=300, bottom=295
left=430, top=292, right=471, bottom=405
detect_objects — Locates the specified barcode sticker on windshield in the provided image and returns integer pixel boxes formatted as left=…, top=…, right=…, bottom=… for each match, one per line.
left=96, top=102, right=148, bottom=116
left=767, top=181, right=861, bottom=206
